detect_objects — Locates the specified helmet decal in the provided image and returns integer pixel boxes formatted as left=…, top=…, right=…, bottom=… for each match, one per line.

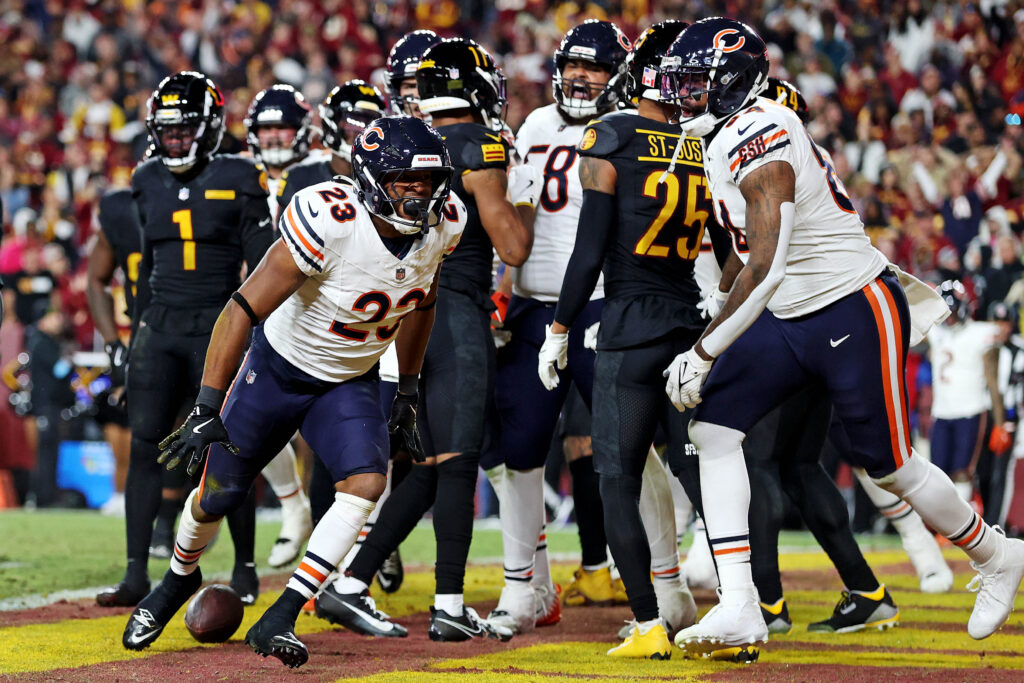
left=361, top=126, right=384, bottom=151
left=713, top=29, right=745, bottom=53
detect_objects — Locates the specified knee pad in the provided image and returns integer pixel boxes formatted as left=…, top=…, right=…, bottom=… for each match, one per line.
left=871, top=451, right=929, bottom=499
left=198, top=480, right=252, bottom=518
left=688, top=420, right=745, bottom=461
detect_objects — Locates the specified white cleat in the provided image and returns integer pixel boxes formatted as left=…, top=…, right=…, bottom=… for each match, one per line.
left=897, top=516, right=954, bottom=593
left=682, top=526, right=719, bottom=591
left=268, top=491, right=313, bottom=569
left=100, top=492, right=125, bottom=517
left=486, top=582, right=538, bottom=635
left=674, top=590, right=767, bottom=662
left=967, top=530, right=1024, bottom=639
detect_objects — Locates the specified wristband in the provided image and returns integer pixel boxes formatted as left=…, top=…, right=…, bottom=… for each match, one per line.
left=397, top=373, right=419, bottom=395
left=196, top=385, right=227, bottom=412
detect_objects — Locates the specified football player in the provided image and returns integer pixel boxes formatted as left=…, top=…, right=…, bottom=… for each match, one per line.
left=325, top=38, right=535, bottom=642
left=660, top=17, right=1024, bottom=658
left=243, top=83, right=318, bottom=570
left=98, top=72, right=275, bottom=608
left=539, top=20, right=723, bottom=659
left=385, top=29, right=440, bottom=119
left=480, top=19, right=631, bottom=634
left=122, top=116, right=465, bottom=668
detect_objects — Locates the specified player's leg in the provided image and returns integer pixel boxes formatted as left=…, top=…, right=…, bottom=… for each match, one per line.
left=372, top=379, right=404, bottom=593
left=830, top=273, right=1024, bottom=639
left=263, top=441, right=313, bottom=569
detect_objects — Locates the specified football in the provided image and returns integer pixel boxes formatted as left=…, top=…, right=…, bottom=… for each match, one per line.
left=184, top=584, right=245, bottom=643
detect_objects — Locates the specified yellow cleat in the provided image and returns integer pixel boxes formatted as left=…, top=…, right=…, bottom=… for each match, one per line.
left=562, top=567, right=617, bottom=607
left=610, top=576, right=630, bottom=604
left=607, top=620, right=672, bottom=659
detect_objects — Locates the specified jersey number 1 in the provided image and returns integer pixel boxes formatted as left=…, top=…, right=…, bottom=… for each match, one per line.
left=173, top=209, right=195, bottom=270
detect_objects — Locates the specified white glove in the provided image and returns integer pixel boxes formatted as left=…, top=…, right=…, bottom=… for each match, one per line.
left=492, top=328, right=511, bottom=349
left=583, top=321, right=600, bottom=351
left=696, top=288, right=729, bottom=320
left=508, top=164, right=543, bottom=209
left=663, top=348, right=714, bottom=411
left=538, top=324, right=569, bottom=391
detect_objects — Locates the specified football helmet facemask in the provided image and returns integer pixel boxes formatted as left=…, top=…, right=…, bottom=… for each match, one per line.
left=147, top=71, right=225, bottom=173
left=624, top=20, right=688, bottom=104
left=320, top=80, right=386, bottom=163
left=939, top=279, right=971, bottom=325
left=351, top=116, right=454, bottom=235
left=552, top=20, right=631, bottom=119
left=416, top=38, right=507, bottom=132
left=244, top=84, right=313, bottom=167
left=386, top=30, right=440, bottom=116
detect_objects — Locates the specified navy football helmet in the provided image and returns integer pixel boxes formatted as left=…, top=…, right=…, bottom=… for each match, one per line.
left=660, top=17, right=769, bottom=136
left=624, top=20, right=688, bottom=104
left=386, top=30, right=440, bottom=116
left=146, top=71, right=224, bottom=173
left=351, top=116, right=454, bottom=235
left=416, top=39, right=507, bottom=132
left=767, top=77, right=809, bottom=122
left=244, top=84, right=312, bottom=167
left=320, top=80, right=386, bottom=162
left=939, top=279, right=971, bottom=324
left=552, top=20, right=631, bottom=119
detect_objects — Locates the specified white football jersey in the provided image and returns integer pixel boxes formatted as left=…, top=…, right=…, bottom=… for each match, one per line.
left=929, top=321, right=1000, bottom=419
left=264, top=178, right=466, bottom=382
left=513, top=104, right=603, bottom=303
left=703, top=97, right=887, bottom=318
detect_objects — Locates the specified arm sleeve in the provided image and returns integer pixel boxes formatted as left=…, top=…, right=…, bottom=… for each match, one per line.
left=130, top=198, right=151, bottom=343
left=707, top=219, right=733, bottom=269
left=553, top=189, right=615, bottom=329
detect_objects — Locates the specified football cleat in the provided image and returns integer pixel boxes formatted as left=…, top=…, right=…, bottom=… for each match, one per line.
left=608, top=619, right=672, bottom=659
left=562, top=566, right=618, bottom=607
left=967, top=531, right=1024, bottom=639
left=375, top=549, right=404, bottom=594
left=315, top=585, right=408, bottom=637
left=486, top=582, right=538, bottom=635
left=535, top=583, right=562, bottom=627
left=97, top=580, right=150, bottom=608
left=759, top=598, right=793, bottom=635
left=808, top=586, right=899, bottom=633
left=246, top=609, right=309, bottom=669
left=122, top=568, right=202, bottom=650
left=267, top=493, right=313, bottom=569
left=429, top=605, right=514, bottom=642
left=230, top=562, right=259, bottom=606
left=674, top=591, right=767, bottom=662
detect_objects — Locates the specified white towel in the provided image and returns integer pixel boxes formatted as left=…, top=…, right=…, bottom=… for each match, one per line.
left=889, top=264, right=949, bottom=345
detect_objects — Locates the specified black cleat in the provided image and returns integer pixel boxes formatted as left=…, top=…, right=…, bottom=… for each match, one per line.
left=428, top=605, right=514, bottom=642
left=97, top=580, right=150, bottom=608
left=122, top=568, right=202, bottom=650
left=808, top=585, right=899, bottom=633
left=759, top=598, right=792, bottom=635
left=246, top=610, right=309, bottom=668
left=315, top=585, right=408, bottom=637
left=376, top=549, right=404, bottom=594
left=230, top=562, right=259, bottom=606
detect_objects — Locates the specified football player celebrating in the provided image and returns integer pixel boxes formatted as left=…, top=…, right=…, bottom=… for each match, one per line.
left=326, top=38, right=534, bottom=642
left=385, top=29, right=440, bottom=119
left=660, top=18, right=1024, bottom=659
left=122, top=116, right=465, bottom=668
left=540, top=20, right=722, bottom=659
left=480, top=19, right=630, bottom=635
left=98, top=72, right=275, bottom=609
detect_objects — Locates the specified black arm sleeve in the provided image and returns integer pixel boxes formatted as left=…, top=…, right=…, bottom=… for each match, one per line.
left=130, top=201, right=151, bottom=344
left=239, top=195, right=275, bottom=272
left=707, top=219, right=733, bottom=269
left=553, top=189, right=615, bottom=329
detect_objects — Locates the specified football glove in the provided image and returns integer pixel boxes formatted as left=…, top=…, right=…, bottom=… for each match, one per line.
left=583, top=321, right=600, bottom=351
left=507, top=164, right=542, bottom=209
left=990, top=423, right=1013, bottom=456
left=663, top=348, right=714, bottom=411
left=697, top=288, right=729, bottom=321
left=389, top=391, right=425, bottom=463
left=158, top=404, right=238, bottom=476
left=105, top=340, right=128, bottom=388
left=538, top=324, right=569, bottom=391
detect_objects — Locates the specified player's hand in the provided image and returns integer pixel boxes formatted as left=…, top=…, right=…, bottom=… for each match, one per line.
left=583, top=322, right=600, bottom=351
left=389, top=391, right=425, bottom=463
left=697, top=288, right=729, bottom=321
left=507, top=165, right=542, bottom=209
left=105, top=340, right=128, bottom=388
left=664, top=348, right=714, bottom=411
left=158, top=404, right=238, bottom=476
left=538, top=324, right=569, bottom=391
left=490, top=291, right=510, bottom=328
left=990, top=423, right=1013, bottom=456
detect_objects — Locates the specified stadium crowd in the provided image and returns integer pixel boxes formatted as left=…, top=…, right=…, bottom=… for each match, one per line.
left=0, top=0, right=1023, bottom=519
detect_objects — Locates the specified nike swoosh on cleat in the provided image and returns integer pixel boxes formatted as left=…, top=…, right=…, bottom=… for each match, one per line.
left=839, top=603, right=857, bottom=615
left=192, top=418, right=215, bottom=434
left=830, top=334, right=851, bottom=348
left=339, top=599, right=393, bottom=629
left=435, top=617, right=482, bottom=638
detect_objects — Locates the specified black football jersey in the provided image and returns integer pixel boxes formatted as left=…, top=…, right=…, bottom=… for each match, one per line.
left=131, top=155, right=274, bottom=311
left=435, top=122, right=511, bottom=296
left=277, top=157, right=334, bottom=215
left=97, top=188, right=142, bottom=318
left=578, top=112, right=719, bottom=348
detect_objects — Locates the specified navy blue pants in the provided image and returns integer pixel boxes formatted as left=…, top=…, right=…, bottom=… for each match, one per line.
left=694, top=270, right=913, bottom=478
left=199, top=326, right=387, bottom=517
left=482, top=296, right=602, bottom=471
left=930, top=414, right=986, bottom=475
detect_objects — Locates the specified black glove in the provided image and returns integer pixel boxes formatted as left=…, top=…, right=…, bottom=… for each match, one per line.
left=158, top=402, right=238, bottom=476
left=389, top=391, right=425, bottom=463
left=105, top=340, right=128, bottom=388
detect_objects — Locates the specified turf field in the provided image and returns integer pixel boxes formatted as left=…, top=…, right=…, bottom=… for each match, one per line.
left=1, top=510, right=1023, bottom=681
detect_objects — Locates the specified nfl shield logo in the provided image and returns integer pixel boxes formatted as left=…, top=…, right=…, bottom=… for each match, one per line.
left=396, top=267, right=406, bottom=281
left=245, top=369, right=257, bottom=384
left=178, top=187, right=190, bottom=201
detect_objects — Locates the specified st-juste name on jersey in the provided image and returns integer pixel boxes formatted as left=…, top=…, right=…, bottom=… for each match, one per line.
left=514, top=104, right=603, bottom=303
left=703, top=98, right=887, bottom=318
left=264, top=178, right=466, bottom=382
left=929, top=321, right=1001, bottom=419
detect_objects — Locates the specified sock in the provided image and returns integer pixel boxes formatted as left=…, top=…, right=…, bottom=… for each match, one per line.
left=340, top=463, right=392, bottom=571
left=955, top=480, right=974, bottom=502
left=348, top=464, right=437, bottom=585
left=533, top=524, right=554, bottom=591
left=636, top=618, right=663, bottom=634
left=500, top=467, right=545, bottom=584
left=154, top=497, right=181, bottom=539
left=569, top=456, right=608, bottom=568
left=600, top=473, right=658, bottom=622
left=226, top=485, right=256, bottom=567
left=261, top=441, right=302, bottom=499
left=286, top=492, right=375, bottom=600
left=640, top=448, right=681, bottom=583
left=433, top=454, right=479, bottom=595
left=124, top=438, right=164, bottom=585
left=171, top=489, right=221, bottom=576
left=434, top=593, right=463, bottom=614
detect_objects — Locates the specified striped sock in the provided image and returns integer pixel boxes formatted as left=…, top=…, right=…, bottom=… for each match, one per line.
left=532, top=526, right=554, bottom=590
left=286, top=492, right=375, bottom=599
left=948, top=512, right=1000, bottom=565
left=170, top=489, right=220, bottom=576
left=709, top=532, right=752, bottom=592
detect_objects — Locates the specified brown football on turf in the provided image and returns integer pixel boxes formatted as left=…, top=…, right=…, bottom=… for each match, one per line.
left=184, top=584, right=244, bottom=643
